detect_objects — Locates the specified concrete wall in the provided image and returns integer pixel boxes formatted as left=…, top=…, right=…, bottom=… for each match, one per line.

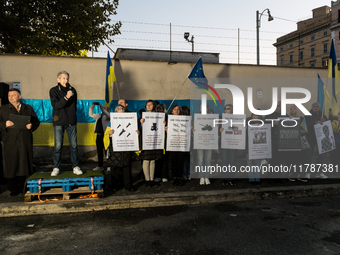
left=0, top=54, right=328, bottom=102
left=0, top=54, right=329, bottom=164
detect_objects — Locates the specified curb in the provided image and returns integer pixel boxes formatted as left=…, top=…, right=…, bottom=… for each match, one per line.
left=1, top=183, right=340, bottom=217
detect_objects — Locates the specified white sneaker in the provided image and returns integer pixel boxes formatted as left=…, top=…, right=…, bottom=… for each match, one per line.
left=51, top=168, right=59, bottom=176
left=200, top=178, right=205, bottom=185
left=73, top=166, right=83, bottom=175
left=154, top=178, right=161, bottom=182
left=162, top=178, right=168, bottom=183
left=305, top=173, right=311, bottom=179
left=93, top=166, right=104, bottom=171
left=205, top=178, right=210, bottom=185
left=261, top=159, right=268, bottom=165
left=317, top=173, right=328, bottom=179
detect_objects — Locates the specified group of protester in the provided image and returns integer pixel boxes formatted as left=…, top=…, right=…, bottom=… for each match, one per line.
left=0, top=70, right=338, bottom=196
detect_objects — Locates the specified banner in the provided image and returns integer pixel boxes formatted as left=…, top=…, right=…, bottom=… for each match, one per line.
left=193, top=114, right=219, bottom=150
left=221, top=114, right=246, bottom=149
left=314, top=120, right=336, bottom=154
left=278, top=118, right=301, bottom=151
left=142, top=112, right=165, bottom=150
left=110, top=113, right=139, bottom=151
left=248, top=124, right=272, bottom=160
left=166, top=115, right=192, bottom=152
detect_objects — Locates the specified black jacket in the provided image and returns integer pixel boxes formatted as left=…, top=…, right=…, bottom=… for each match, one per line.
left=49, top=83, right=77, bottom=126
left=0, top=102, right=40, bottom=178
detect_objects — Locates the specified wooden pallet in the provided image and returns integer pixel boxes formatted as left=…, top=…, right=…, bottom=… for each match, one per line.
left=24, top=186, right=104, bottom=203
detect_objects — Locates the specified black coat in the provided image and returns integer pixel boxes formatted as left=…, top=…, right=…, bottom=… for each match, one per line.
left=0, top=102, right=40, bottom=178
left=49, top=83, right=77, bottom=126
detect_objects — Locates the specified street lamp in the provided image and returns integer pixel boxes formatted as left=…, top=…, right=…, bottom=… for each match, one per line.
left=256, top=8, right=274, bottom=65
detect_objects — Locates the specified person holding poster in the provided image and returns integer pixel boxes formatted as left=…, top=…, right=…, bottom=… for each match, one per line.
left=154, top=103, right=168, bottom=184
left=246, top=111, right=263, bottom=184
left=305, top=103, right=328, bottom=179
left=165, top=105, right=190, bottom=186
left=220, top=104, right=238, bottom=186
left=286, top=106, right=311, bottom=182
left=107, top=104, right=139, bottom=192
left=139, top=100, right=164, bottom=188
left=193, top=104, right=218, bottom=185
left=181, top=105, right=192, bottom=181
left=331, top=112, right=340, bottom=167
left=265, top=101, right=288, bottom=181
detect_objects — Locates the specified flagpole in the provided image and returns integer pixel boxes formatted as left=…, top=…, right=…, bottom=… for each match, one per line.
left=167, top=78, right=188, bottom=112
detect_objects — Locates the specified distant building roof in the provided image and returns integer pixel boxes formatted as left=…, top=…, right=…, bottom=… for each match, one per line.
left=114, top=48, right=219, bottom=63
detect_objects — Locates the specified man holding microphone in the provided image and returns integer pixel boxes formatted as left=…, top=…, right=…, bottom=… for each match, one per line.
left=49, top=71, right=82, bottom=176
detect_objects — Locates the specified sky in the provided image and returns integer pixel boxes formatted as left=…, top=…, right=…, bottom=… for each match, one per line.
left=94, top=0, right=333, bottom=65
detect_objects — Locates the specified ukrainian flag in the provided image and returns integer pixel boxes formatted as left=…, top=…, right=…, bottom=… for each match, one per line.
left=327, top=39, right=340, bottom=116
left=317, top=74, right=330, bottom=118
left=105, top=51, right=116, bottom=108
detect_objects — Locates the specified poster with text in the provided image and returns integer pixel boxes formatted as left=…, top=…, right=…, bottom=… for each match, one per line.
left=193, top=114, right=219, bottom=150
left=314, top=120, right=336, bottom=154
left=221, top=114, right=246, bottom=149
left=248, top=124, right=272, bottom=160
left=278, top=117, right=301, bottom=151
left=142, top=112, right=165, bottom=150
left=110, top=112, right=139, bottom=151
left=166, top=115, right=192, bottom=152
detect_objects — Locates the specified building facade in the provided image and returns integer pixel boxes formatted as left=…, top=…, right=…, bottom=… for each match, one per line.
left=274, top=6, right=332, bottom=68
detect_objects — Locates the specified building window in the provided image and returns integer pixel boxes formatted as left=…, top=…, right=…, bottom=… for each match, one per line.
left=289, top=43, right=293, bottom=48
left=339, top=31, right=340, bottom=40
left=311, top=47, right=315, bottom=57
left=310, top=61, right=316, bottom=67
left=338, top=9, right=340, bottom=23
left=300, top=50, right=304, bottom=60
left=322, top=58, right=328, bottom=67
left=323, top=43, right=328, bottom=54
left=300, top=39, right=304, bottom=45
left=323, top=30, right=328, bottom=36
left=280, top=47, right=284, bottom=52
left=311, top=35, right=315, bottom=41
left=289, top=54, right=293, bottom=63
left=280, top=56, right=284, bottom=66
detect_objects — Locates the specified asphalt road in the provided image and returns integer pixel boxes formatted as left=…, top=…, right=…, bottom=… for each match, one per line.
left=1, top=195, right=340, bottom=255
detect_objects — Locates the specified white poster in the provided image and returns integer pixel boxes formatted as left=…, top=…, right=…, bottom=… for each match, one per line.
left=193, top=114, right=219, bottom=150
left=166, top=115, right=192, bottom=152
left=314, top=120, right=336, bottom=154
left=221, top=113, right=246, bottom=149
left=142, top=112, right=165, bottom=150
left=110, top=112, right=139, bottom=151
left=248, top=124, right=272, bottom=160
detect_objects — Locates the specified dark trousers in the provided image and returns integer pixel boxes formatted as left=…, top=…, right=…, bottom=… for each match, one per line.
left=6, top=176, right=26, bottom=193
left=169, top=152, right=185, bottom=178
left=96, top=134, right=104, bottom=167
left=111, top=166, right=132, bottom=190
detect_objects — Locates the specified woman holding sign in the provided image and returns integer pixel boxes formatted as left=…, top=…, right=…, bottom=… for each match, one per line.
left=107, top=104, right=139, bottom=192
left=165, top=105, right=186, bottom=186
left=139, top=100, right=164, bottom=188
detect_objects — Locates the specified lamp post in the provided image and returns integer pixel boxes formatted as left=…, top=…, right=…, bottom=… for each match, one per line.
left=256, top=8, right=274, bottom=65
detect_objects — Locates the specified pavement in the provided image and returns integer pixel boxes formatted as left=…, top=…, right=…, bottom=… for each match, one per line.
left=1, top=159, right=340, bottom=217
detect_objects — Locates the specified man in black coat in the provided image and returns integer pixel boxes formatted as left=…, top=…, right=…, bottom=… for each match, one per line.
left=0, top=88, right=40, bottom=196
left=49, top=71, right=82, bottom=176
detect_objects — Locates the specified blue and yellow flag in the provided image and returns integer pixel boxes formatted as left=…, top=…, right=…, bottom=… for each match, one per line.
left=327, top=39, right=340, bottom=116
left=317, top=74, right=330, bottom=118
left=300, top=118, right=308, bottom=133
left=105, top=51, right=116, bottom=108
